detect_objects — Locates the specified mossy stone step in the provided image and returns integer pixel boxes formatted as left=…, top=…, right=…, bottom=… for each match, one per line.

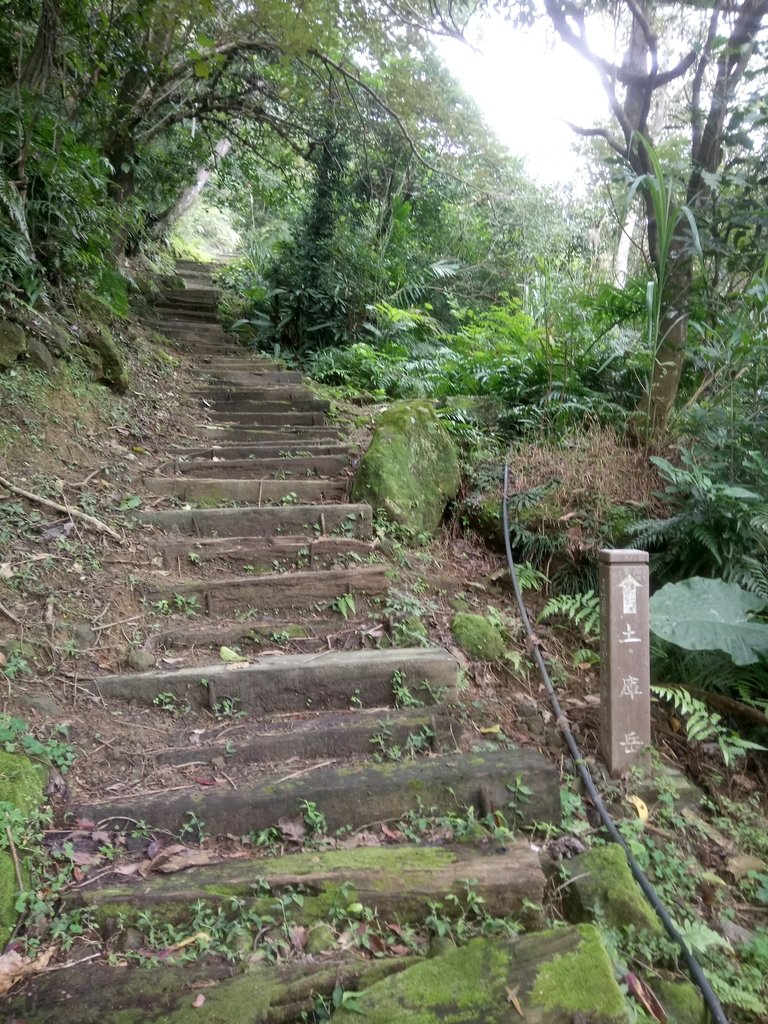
left=153, top=533, right=374, bottom=571
left=333, top=925, right=630, bottom=1024
left=149, top=706, right=460, bottom=768
left=204, top=369, right=303, bottom=383
left=205, top=410, right=327, bottom=426
left=135, top=501, right=371, bottom=538
left=203, top=398, right=331, bottom=414
left=7, top=954, right=412, bottom=1024
left=74, top=746, right=560, bottom=837
left=198, top=428, right=341, bottom=445
left=153, top=304, right=224, bottom=321
left=144, top=475, right=347, bottom=503
left=85, top=646, right=457, bottom=713
left=155, top=610, right=368, bottom=649
left=72, top=842, right=544, bottom=931
left=143, top=563, right=387, bottom=616
left=193, top=385, right=316, bottom=401
left=159, top=454, right=348, bottom=478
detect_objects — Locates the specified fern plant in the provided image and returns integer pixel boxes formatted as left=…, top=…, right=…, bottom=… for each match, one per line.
left=652, top=685, right=766, bottom=766
left=539, top=590, right=600, bottom=640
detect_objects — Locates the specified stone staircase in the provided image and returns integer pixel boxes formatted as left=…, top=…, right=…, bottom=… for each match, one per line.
left=6, top=262, right=632, bottom=1023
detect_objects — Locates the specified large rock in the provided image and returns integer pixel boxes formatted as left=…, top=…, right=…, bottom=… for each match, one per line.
left=334, top=925, right=630, bottom=1023
left=352, top=400, right=460, bottom=538
left=25, top=336, right=56, bottom=374
left=83, top=323, right=129, bottom=392
left=564, top=844, right=662, bottom=936
left=0, top=320, right=27, bottom=368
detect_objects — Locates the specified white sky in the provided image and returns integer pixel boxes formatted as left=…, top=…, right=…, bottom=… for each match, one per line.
left=435, top=16, right=613, bottom=186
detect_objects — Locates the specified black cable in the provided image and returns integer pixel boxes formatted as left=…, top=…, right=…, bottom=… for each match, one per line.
left=502, top=461, right=728, bottom=1024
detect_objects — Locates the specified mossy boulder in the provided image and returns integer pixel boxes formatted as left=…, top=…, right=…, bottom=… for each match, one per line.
left=25, top=336, right=56, bottom=374
left=352, top=400, right=460, bottom=538
left=651, top=979, right=708, bottom=1024
left=0, top=320, right=27, bottom=369
left=0, top=750, right=46, bottom=946
left=452, top=613, right=505, bottom=660
left=83, top=323, right=129, bottom=393
left=564, top=844, right=662, bottom=936
left=334, top=924, right=630, bottom=1023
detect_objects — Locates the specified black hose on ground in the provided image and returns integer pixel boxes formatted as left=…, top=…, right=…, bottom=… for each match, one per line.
left=502, top=461, right=728, bottom=1024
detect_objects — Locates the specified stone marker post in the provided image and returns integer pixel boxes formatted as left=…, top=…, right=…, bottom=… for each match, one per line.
left=598, top=549, right=651, bottom=775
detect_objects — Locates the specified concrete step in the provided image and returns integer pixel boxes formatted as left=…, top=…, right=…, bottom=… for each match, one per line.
left=145, top=318, right=228, bottom=336
left=203, top=369, right=303, bottom=384
left=168, top=442, right=350, bottom=459
left=200, top=398, right=331, bottom=414
left=197, top=426, right=342, bottom=443
left=144, top=476, right=347, bottom=504
left=155, top=609, right=378, bottom=649
left=135, top=502, right=371, bottom=538
left=85, top=646, right=457, bottom=710
left=73, top=746, right=560, bottom=837
left=153, top=533, right=375, bottom=571
left=159, top=454, right=348, bottom=477
left=153, top=305, right=222, bottom=322
left=193, top=385, right=315, bottom=402
left=204, top=411, right=327, bottom=426
left=142, top=563, right=388, bottom=616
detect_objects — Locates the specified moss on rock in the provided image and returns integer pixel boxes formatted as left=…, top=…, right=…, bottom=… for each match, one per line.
left=451, top=613, right=505, bottom=661
left=352, top=400, right=460, bottom=538
left=0, top=320, right=27, bottom=369
left=564, top=844, right=662, bottom=936
left=334, top=925, right=629, bottom=1023
left=0, top=750, right=46, bottom=946
left=83, top=323, right=129, bottom=393
left=651, top=979, right=708, bottom=1024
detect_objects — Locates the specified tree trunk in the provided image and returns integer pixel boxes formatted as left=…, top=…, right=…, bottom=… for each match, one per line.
left=150, top=136, right=232, bottom=238
left=20, top=0, right=60, bottom=93
left=647, top=245, right=693, bottom=432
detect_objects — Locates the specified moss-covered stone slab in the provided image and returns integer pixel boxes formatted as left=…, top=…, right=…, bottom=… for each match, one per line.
left=165, top=455, right=346, bottom=479
left=144, top=476, right=346, bottom=504
left=352, top=400, right=460, bottom=537
left=563, top=844, right=662, bottom=936
left=74, top=746, right=560, bottom=838
left=7, top=953, right=412, bottom=1024
left=333, top=925, right=630, bottom=1023
left=153, top=533, right=372, bottom=572
left=72, top=841, right=545, bottom=932
left=0, top=751, right=46, bottom=945
left=451, top=613, right=505, bottom=661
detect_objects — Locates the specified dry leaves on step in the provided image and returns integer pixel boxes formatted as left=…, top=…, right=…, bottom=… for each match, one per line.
left=278, top=816, right=306, bottom=845
left=147, top=844, right=234, bottom=874
left=0, top=946, right=55, bottom=997
left=625, top=972, right=667, bottom=1023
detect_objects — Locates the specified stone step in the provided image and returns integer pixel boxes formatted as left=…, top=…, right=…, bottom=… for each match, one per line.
left=193, top=385, right=315, bottom=401
left=142, top=563, right=388, bottom=616
left=204, top=410, right=327, bottom=426
left=135, top=502, right=371, bottom=538
left=150, top=706, right=461, bottom=769
left=153, top=533, right=375, bottom=571
left=159, top=454, right=348, bottom=477
left=197, top=426, right=342, bottom=443
left=161, top=286, right=221, bottom=302
left=156, top=610, right=375, bottom=649
left=153, top=304, right=223, bottom=321
left=200, top=398, right=331, bottom=414
left=86, top=647, right=457, bottom=711
left=144, top=476, right=347, bottom=504
left=168, top=442, right=350, bottom=459
left=145, top=318, right=228, bottom=336
left=71, top=841, right=541, bottom=931
left=73, top=746, right=561, bottom=837
left=204, top=369, right=303, bottom=383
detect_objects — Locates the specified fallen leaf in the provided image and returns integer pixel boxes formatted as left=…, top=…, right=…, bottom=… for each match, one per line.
left=114, top=863, right=141, bottom=876
left=0, top=946, right=55, bottom=997
left=289, top=925, right=308, bottom=952
left=505, top=983, right=525, bottom=1018
left=626, top=795, right=649, bottom=824
left=192, top=994, right=206, bottom=1008
left=389, top=943, right=410, bottom=955
left=479, top=724, right=502, bottom=736
left=380, top=824, right=404, bottom=842
left=71, top=850, right=102, bottom=867
left=219, top=646, right=246, bottom=663
left=153, top=849, right=225, bottom=874
left=0, top=564, right=12, bottom=579
left=193, top=777, right=217, bottom=787
left=161, top=932, right=211, bottom=956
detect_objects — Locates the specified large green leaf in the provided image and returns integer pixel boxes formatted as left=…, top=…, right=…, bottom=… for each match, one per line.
left=650, top=577, right=768, bottom=665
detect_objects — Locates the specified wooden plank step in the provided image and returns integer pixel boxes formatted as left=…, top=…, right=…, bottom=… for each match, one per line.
left=74, top=747, right=561, bottom=836
left=143, top=563, right=388, bottom=616
left=85, top=647, right=457, bottom=711
left=201, top=398, right=330, bottom=414
left=204, top=411, right=327, bottom=426
left=71, top=841, right=541, bottom=929
left=135, top=502, right=371, bottom=537
left=150, top=707, right=460, bottom=768
left=168, top=443, right=350, bottom=459
left=153, top=533, right=374, bottom=571
left=144, top=476, right=347, bottom=503
left=197, top=427, right=342, bottom=443
left=159, top=454, right=348, bottom=477
left=155, top=611, right=371, bottom=649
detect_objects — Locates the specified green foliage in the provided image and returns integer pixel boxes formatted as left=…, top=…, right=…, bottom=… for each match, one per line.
left=539, top=590, right=600, bottom=640
left=651, top=685, right=765, bottom=766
